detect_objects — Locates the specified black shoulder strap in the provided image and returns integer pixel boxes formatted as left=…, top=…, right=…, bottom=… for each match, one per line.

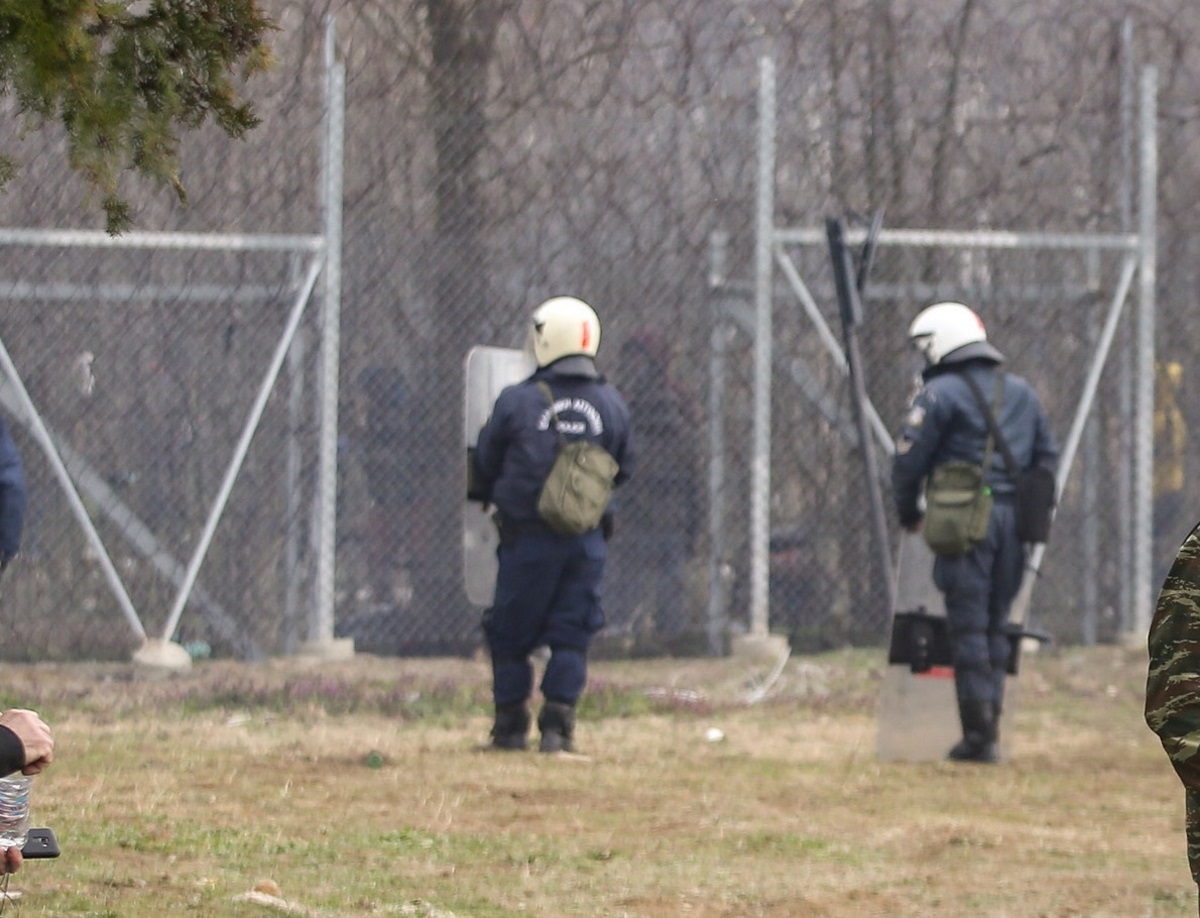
left=961, top=372, right=1019, bottom=478
left=536, top=381, right=566, bottom=447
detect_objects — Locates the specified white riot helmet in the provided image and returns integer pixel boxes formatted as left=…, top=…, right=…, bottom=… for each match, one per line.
left=530, top=296, right=601, bottom=367
left=908, top=301, right=989, bottom=365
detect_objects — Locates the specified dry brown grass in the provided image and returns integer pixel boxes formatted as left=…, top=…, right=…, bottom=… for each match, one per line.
left=0, top=643, right=1190, bottom=916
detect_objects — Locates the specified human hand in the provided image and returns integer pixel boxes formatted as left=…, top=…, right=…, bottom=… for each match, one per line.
left=0, top=709, right=53, bottom=774
left=0, top=845, right=21, bottom=874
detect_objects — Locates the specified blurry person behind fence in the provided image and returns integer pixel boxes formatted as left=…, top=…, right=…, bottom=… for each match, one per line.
left=604, top=328, right=701, bottom=650
left=472, top=296, right=633, bottom=753
left=355, top=366, right=415, bottom=605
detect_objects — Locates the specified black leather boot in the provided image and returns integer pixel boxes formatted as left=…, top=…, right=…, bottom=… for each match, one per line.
left=948, top=699, right=999, bottom=764
left=537, top=701, right=576, bottom=753
left=490, top=703, right=530, bottom=750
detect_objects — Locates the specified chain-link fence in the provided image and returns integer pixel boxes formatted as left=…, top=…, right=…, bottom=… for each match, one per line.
left=708, top=224, right=1149, bottom=655
left=0, top=2, right=1196, bottom=662
left=0, top=239, right=326, bottom=661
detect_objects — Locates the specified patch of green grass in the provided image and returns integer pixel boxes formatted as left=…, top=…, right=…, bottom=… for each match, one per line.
left=731, top=830, right=845, bottom=858
left=579, top=678, right=702, bottom=718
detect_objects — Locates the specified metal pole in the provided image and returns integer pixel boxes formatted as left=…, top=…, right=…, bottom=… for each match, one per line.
left=747, top=57, right=775, bottom=640
left=0, top=228, right=321, bottom=252
left=707, top=231, right=732, bottom=654
left=1080, top=303, right=1099, bottom=646
left=308, top=16, right=347, bottom=654
left=284, top=314, right=307, bottom=653
left=1116, top=16, right=1135, bottom=633
left=775, top=226, right=1138, bottom=251
left=1132, top=66, right=1158, bottom=638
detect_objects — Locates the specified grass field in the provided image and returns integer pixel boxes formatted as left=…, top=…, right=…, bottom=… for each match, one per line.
left=0, top=642, right=1190, bottom=916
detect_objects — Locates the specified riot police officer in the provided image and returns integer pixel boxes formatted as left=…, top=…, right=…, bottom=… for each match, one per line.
left=892, top=302, right=1058, bottom=763
left=472, top=296, right=633, bottom=753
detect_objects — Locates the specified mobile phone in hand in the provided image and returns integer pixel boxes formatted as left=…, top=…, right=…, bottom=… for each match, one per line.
left=21, top=827, right=59, bottom=859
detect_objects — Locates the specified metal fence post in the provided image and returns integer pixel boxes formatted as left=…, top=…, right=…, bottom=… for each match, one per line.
left=733, top=56, right=789, bottom=661
left=1131, top=65, right=1158, bottom=640
left=302, top=16, right=352, bottom=659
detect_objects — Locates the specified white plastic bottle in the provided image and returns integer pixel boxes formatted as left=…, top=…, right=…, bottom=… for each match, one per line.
left=0, top=774, right=31, bottom=850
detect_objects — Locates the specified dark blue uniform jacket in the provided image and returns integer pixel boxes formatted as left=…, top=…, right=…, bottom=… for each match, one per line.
left=474, top=364, right=633, bottom=527
left=892, top=357, right=1058, bottom=529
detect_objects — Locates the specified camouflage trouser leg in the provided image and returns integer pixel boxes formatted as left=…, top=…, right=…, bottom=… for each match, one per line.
left=1145, top=520, right=1200, bottom=892
left=1187, top=787, right=1200, bottom=886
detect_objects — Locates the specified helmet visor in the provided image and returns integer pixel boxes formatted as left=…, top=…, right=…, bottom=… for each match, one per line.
left=909, top=333, right=935, bottom=365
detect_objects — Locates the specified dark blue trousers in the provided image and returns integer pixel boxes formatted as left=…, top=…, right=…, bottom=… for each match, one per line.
left=934, top=501, right=1026, bottom=707
left=484, top=528, right=607, bottom=707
